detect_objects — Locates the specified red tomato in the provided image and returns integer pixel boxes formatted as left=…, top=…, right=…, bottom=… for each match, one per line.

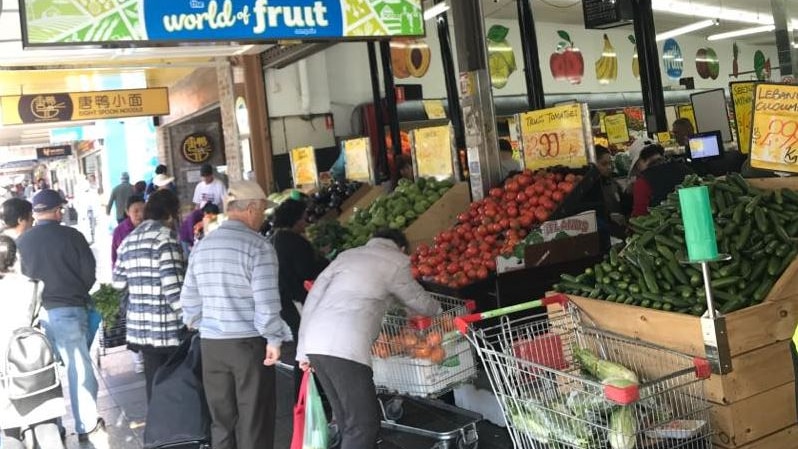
left=559, top=181, right=575, bottom=193
left=523, top=185, right=536, bottom=197
left=533, top=183, right=545, bottom=195
left=528, top=196, right=540, bottom=207
left=485, top=235, right=497, bottom=245
left=419, top=264, right=433, bottom=276
left=554, top=173, right=564, bottom=182
left=518, top=174, right=533, bottom=187
left=465, top=246, right=479, bottom=257
left=503, top=191, right=516, bottom=202
left=476, top=225, right=489, bottom=236
left=446, top=263, right=459, bottom=275
left=411, top=267, right=420, bottom=278
left=519, top=214, right=533, bottom=228
left=498, top=218, right=509, bottom=230
left=515, top=192, right=527, bottom=203
left=552, top=191, right=565, bottom=202
left=507, top=207, right=519, bottom=218
left=477, top=267, right=489, bottom=279
left=485, top=260, right=497, bottom=271
left=457, top=213, right=470, bottom=223
left=535, top=207, right=550, bottom=222
left=489, top=188, right=503, bottom=199
left=564, top=173, right=577, bottom=182
left=505, top=181, right=520, bottom=192
left=467, top=270, right=477, bottom=280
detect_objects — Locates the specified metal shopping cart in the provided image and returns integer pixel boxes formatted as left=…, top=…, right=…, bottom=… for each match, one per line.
left=454, top=293, right=713, bottom=449
left=373, top=293, right=482, bottom=449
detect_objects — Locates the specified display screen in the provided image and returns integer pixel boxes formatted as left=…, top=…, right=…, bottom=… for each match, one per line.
left=688, top=131, right=724, bottom=160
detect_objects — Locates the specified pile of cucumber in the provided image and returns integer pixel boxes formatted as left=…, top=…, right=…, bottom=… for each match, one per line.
left=553, top=173, right=798, bottom=315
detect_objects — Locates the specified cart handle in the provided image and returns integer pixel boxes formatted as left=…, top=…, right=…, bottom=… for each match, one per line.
left=454, top=294, right=569, bottom=334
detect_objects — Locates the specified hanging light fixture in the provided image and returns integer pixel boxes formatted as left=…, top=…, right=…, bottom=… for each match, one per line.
left=655, top=19, right=719, bottom=42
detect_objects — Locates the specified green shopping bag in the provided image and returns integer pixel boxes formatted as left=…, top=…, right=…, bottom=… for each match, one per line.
left=303, top=372, right=328, bottom=449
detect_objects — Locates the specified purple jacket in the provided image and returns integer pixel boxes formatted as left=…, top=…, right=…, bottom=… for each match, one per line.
left=179, top=209, right=204, bottom=245
left=111, top=218, right=135, bottom=267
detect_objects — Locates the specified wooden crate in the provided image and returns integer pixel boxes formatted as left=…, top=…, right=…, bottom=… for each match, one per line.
left=715, top=424, right=798, bottom=449
left=406, top=182, right=471, bottom=252
left=336, top=184, right=385, bottom=223
left=711, top=382, right=796, bottom=447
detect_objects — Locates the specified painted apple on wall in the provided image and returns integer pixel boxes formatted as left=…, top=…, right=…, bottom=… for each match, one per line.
left=550, top=30, right=584, bottom=85
left=695, top=47, right=720, bottom=80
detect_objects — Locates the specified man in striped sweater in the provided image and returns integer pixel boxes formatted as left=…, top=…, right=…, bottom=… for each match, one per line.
left=181, top=180, right=291, bottom=449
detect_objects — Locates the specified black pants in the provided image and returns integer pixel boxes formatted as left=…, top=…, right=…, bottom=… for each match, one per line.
left=201, top=338, right=276, bottom=449
left=308, top=354, right=380, bottom=449
left=792, top=340, right=798, bottom=419
left=141, top=347, right=177, bottom=402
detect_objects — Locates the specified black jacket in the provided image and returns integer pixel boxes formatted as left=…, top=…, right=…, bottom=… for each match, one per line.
left=272, top=229, right=329, bottom=337
left=640, top=159, right=693, bottom=209
left=17, top=220, right=96, bottom=309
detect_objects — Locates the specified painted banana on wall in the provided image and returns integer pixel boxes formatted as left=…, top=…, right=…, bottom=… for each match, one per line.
left=595, top=34, right=618, bottom=84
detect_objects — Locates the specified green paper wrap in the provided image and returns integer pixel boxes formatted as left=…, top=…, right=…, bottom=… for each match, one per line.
left=678, top=186, right=719, bottom=262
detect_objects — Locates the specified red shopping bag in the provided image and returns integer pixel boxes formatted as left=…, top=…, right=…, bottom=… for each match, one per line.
left=290, top=370, right=310, bottom=449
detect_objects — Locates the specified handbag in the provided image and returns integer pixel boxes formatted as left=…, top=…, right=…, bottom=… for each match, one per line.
left=290, top=370, right=310, bottom=449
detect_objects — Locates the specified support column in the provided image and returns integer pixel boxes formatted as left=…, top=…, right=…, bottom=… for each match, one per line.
left=435, top=1, right=466, bottom=179
left=632, top=0, right=667, bottom=133
left=216, top=58, right=243, bottom=182
left=155, top=126, right=173, bottom=172
left=451, top=0, right=501, bottom=200
left=380, top=41, right=403, bottom=178
left=368, top=42, right=389, bottom=181
left=241, top=53, right=275, bottom=193
left=771, top=0, right=798, bottom=81
left=517, top=0, right=545, bottom=110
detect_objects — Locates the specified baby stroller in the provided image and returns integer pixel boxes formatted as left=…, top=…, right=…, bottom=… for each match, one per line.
left=143, top=333, right=211, bottom=449
left=0, top=280, right=66, bottom=449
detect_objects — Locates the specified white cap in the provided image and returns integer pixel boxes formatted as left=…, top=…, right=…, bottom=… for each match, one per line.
left=153, top=174, right=174, bottom=187
left=224, top=180, right=269, bottom=208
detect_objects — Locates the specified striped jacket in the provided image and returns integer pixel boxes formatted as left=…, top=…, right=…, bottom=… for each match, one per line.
left=112, top=220, right=185, bottom=348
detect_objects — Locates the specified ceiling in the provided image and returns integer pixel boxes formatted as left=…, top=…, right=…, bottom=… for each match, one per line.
left=0, top=0, right=794, bottom=147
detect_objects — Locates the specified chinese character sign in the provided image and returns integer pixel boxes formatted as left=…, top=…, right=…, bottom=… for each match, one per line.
left=181, top=133, right=214, bottom=163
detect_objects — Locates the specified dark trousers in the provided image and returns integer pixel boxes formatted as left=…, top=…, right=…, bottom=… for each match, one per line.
left=201, top=338, right=276, bottom=449
left=792, top=340, right=798, bottom=419
left=308, top=354, right=380, bottom=449
left=141, top=347, right=177, bottom=402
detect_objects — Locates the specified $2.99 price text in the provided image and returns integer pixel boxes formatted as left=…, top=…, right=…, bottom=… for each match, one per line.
left=753, top=118, right=798, bottom=165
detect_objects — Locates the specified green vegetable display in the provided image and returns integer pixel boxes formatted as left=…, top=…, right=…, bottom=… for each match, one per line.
left=91, top=283, right=121, bottom=328
left=554, top=174, right=798, bottom=315
left=573, top=347, right=639, bottom=385
left=609, top=406, right=637, bottom=449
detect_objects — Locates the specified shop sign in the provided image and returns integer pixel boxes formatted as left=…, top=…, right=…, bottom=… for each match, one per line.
left=676, top=104, right=697, bottom=132
left=750, top=83, right=798, bottom=173
left=290, top=146, right=319, bottom=187
left=603, top=112, right=629, bottom=144
left=516, top=103, right=592, bottom=170
left=411, top=125, right=456, bottom=180
left=20, top=0, right=425, bottom=47
left=0, top=88, right=169, bottom=126
left=181, top=133, right=214, bottom=163
left=342, top=137, right=373, bottom=183
left=36, top=144, right=72, bottom=159
left=730, top=81, right=756, bottom=154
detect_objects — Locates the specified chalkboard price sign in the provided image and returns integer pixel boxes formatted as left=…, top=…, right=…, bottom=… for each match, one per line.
left=582, top=0, right=634, bottom=30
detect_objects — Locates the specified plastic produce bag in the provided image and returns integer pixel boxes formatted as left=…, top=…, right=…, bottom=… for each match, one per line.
left=291, top=370, right=329, bottom=449
left=303, top=372, right=328, bottom=449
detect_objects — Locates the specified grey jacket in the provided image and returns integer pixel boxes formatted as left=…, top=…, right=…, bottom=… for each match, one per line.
left=296, top=238, right=441, bottom=367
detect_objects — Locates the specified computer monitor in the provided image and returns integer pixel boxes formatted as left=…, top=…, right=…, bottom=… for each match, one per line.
left=687, top=131, right=724, bottom=161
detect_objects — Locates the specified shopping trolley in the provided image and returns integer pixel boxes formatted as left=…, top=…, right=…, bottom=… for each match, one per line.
left=454, top=293, right=713, bottom=449
left=372, top=293, right=482, bottom=449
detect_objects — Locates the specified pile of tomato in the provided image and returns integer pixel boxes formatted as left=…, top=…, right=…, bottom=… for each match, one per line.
left=411, top=169, right=582, bottom=289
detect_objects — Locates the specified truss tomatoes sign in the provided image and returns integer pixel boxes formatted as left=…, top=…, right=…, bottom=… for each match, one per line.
left=516, top=103, right=593, bottom=170
left=20, top=0, right=425, bottom=47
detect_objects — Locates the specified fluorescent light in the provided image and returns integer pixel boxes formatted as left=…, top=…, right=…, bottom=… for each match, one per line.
left=656, top=19, right=718, bottom=42
left=707, top=25, right=776, bottom=41
left=652, top=0, right=773, bottom=25
left=424, top=3, right=449, bottom=20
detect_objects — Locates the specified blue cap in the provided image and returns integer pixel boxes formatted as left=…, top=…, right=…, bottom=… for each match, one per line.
left=32, top=189, right=66, bottom=213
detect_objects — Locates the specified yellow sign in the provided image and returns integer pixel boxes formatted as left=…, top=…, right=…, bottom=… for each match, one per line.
left=750, top=83, right=798, bottom=172
left=0, top=88, right=169, bottom=126
left=604, top=113, right=630, bottom=144
left=423, top=100, right=447, bottom=120
left=518, top=104, right=589, bottom=170
left=677, top=104, right=697, bottom=131
left=412, top=125, right=454, bottom=179
left=181, top=133, right=213, bottom=164
left=656, top=132, right=672, bottom=144
left=731, top=81, right=756, bottom=154
left=343, top=137, right=372, bottom=183
left=290, top=146, right=319, bottom=187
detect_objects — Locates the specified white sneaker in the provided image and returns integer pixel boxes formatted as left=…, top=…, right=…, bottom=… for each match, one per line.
left=134, top=363, right=145, bottom=374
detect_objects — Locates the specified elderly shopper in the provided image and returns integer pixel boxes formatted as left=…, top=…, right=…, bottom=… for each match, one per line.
left=297, top=228, right=441, bottom=449
left=113, top=190, right=186, bottom=401
left=181, top=180, right=290, bottom=449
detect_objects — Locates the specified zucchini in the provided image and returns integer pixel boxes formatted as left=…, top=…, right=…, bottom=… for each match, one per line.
left=711, top=276, right=741, bottom=289
left=753, top=278, right=776, bottom=303
left=754, top=207, right=768, bottom=233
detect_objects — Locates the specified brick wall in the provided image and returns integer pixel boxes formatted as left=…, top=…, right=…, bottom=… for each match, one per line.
left=216, top=58, right=242, bottom=183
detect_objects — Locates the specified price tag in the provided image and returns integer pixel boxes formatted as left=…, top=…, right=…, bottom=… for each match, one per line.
left=342, top=137, right=373, bottom=183
left=656, top=132, right=672, bottom=144
left=730, top=81, right=755, bottom=154
left=289, top=146, right=319, bottom=187
left=423, top=100, right=447, bottom=120
left=412, top=125, right=455, bottom=179
left=677, top=104, right=697, bottom=131
left=750, top=83, right=798, bottom=172
left=517, top=103, right=590, bottom=170
left=604, top=113, right=630, bottom=144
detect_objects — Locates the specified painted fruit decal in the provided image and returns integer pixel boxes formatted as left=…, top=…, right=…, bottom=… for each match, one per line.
left=550, top=30, right=584, bottom=85
left=594, top=34, right=618, bottom=84
left=487, top=25, right=517, bottom=89
left=390, top=38, right=431, bottom=79
left=662, top=38, right=684, bottom=80
left=754, top=50, right=771, bottom=81
left=695, top=47, right=720, bottom=80
left=629, top=35, right=640, bottom=80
